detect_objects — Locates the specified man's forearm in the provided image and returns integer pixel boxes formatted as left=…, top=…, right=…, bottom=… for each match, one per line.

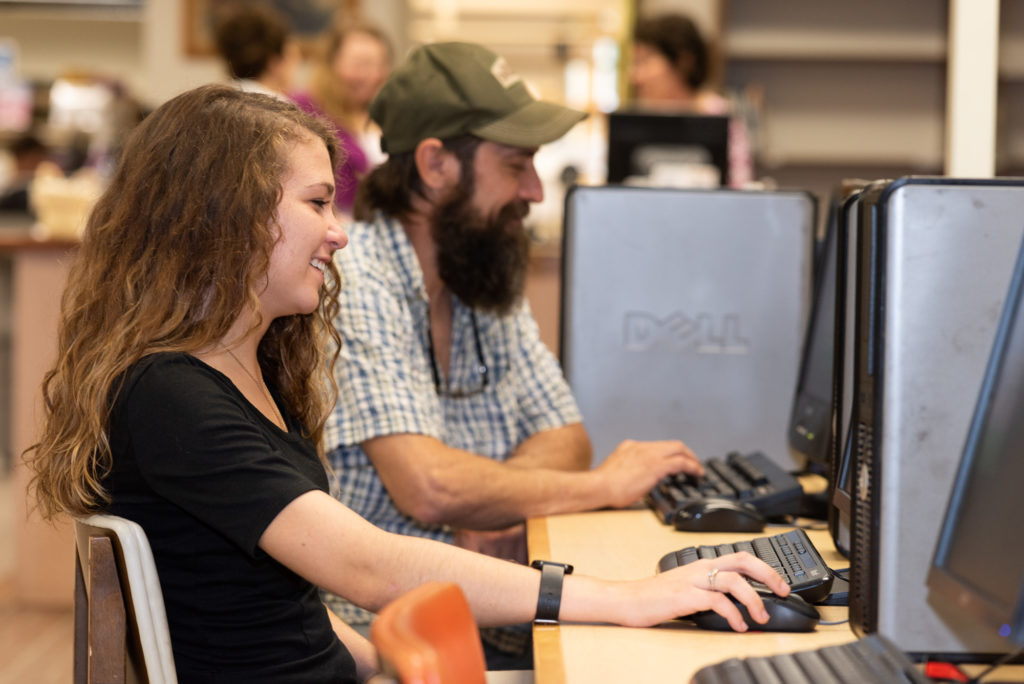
left=366, top=433, right=610, bottom=529
left=505, top=422, right=592, bottom=471
left=365, top=434, right=696, bottom=532
left=411, top=456, right=611, bottom=528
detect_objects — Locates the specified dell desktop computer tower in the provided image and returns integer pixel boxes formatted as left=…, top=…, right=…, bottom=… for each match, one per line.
left=560, top=185, right=814, bottom=471
left=849, top=177, right=1024, bottom=659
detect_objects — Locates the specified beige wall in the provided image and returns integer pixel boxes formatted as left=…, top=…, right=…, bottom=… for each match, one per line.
left=3, top=5, right=219, bottom=109
left=636, top=0, right=719, bottom=36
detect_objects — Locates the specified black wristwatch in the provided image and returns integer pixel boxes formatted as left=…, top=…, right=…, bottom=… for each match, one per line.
left=531, top=560, right=574, bottom=623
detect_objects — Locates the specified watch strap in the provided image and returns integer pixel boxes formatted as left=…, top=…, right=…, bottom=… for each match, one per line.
left=531, top=560, right=573, bottom=623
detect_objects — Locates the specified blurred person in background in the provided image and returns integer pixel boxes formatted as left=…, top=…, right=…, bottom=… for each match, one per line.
left=214, top=3, right=301, bottom=100
left=0, top=133, right=49, bottom=212
left=629, top=12, right=753, bottom=188
left=292, top=20, right=393, bottom=217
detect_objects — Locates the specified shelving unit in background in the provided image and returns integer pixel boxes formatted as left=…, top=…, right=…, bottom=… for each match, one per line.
left=642, top=1, right=1021, bottom=204
left=719, top=0, right=949, bottom=205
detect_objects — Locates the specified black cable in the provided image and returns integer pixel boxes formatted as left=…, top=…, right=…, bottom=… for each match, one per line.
left=763, top=516, right=828, bottom=531
left=968, top=645, right=1024, bottom=683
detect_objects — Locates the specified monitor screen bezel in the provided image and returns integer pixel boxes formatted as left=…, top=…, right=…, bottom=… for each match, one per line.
left=830, top=186, right=868, bottom=519
left=605, top=110, right=730, bottom=187
left=787, top=195, right=840, bottom=469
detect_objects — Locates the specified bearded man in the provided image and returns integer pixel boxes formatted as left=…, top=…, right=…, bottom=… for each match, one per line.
left=323, top=42, right=702, bottom=669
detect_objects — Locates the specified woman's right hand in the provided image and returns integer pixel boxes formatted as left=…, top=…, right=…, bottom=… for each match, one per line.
left=640, top=552, right=790, bottom=631
left=563, top=551, right=789, bottom=633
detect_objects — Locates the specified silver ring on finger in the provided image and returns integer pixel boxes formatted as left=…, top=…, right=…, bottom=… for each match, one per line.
left=707, top=567, right=720, bottom=591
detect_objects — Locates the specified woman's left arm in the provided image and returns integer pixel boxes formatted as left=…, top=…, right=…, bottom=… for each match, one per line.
left=258, top=490, right=790, bottom=633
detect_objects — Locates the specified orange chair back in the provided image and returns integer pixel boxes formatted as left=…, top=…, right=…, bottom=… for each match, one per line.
left=370, top=581, right=488, bottom=684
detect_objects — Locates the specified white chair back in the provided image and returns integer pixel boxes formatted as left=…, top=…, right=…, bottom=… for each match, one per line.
left=74, top=514, right=178, bottom=684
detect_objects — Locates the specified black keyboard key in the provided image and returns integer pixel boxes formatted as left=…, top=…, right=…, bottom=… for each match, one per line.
left=728, top=452, right=771, bottom=487
left=680, top=547, right=699, bottom=564
left=743, top=657, right=786, bottom=684
left=647, top=484, right=680, bottom=524
left=855, top=636, right=929, bottom=683
left=692, top=659, right=746, bottom=684
left=700, top=465, right=731, bottom=496
left=666, top=482, right=687, bottom=501
left=713, top=659, right=758, bottom=684
left=759, top=653, right=813, bottom=684
left=733, top=541, right=756, bottom=556
left=708, top=459, right=753, bottom=497
left=681, top=483, right=702, bottom=499
left=818, top=643, right=886, bottom=683
left=793, top=651, right=841, bottom=682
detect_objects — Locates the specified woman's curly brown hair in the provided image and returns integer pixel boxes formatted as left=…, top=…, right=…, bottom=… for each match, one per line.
left=25, top=84, right=344, bottom=520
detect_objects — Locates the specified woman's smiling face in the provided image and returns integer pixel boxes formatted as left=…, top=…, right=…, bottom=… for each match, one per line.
left=260, top=134, right=347, bottom=319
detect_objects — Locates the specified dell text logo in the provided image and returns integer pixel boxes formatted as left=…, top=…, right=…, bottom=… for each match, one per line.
left=623, top=312, right=751, bottom=354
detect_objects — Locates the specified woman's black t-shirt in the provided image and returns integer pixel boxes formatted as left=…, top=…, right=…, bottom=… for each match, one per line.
left=104, top=353, right=357, bottom=683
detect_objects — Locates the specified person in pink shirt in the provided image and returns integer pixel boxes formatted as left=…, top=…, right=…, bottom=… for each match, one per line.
left=292, top=21, right=393, bottom=217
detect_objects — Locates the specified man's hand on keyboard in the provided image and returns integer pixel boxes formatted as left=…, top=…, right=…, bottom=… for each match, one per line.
left=621, top=554, right=790, bottom=632
left=594, top=439, right=704, bottom=509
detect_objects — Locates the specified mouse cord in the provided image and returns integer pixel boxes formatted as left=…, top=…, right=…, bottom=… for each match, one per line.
left=791, top=520, right=830, bottom=531
left=763, top=515, right=829, bottom=531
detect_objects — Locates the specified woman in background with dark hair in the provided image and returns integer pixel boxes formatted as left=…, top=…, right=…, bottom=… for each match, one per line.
left=630, top=12, right=754, bottom=187
left=213, top=3, right=300, bottom=99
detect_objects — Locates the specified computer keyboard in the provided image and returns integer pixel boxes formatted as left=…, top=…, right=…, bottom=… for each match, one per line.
left=658, top=528, right=835, bottom=604
left=646, top=451, right=803, bottom=525
left=690, top=633, right=930, bottom=684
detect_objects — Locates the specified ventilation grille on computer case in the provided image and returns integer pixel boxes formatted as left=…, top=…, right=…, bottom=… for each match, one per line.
left=850, top=420, right=876, bottom=636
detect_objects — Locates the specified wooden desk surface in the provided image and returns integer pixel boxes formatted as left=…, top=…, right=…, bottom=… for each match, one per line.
left=527, top=509, right=856, bottom=683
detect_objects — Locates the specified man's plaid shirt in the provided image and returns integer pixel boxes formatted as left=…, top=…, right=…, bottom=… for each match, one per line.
left=322, top=215, right=581, bottom=653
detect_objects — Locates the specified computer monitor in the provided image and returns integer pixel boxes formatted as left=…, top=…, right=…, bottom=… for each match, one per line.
left=825, top=182, right=876, bottom=558
left=606, top=110, right=730, bottom=188
left=788, top=185, right=855, bottom=471
left=928, top=237, right=1024, bottom=648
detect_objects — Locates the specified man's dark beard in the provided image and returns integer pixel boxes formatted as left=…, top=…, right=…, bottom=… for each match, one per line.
left=431, top=181, right=531, bottom=315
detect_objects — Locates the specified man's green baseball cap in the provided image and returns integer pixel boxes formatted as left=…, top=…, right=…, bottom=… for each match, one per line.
left=370, top=42, right=587, bottom=155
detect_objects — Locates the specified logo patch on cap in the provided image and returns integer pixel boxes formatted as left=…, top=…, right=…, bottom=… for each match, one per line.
left=490, top=56, right=522, bottom=89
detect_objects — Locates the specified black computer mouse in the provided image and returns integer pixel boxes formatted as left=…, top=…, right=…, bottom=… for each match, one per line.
left=672, top=497, right=766, bottom=532
left=690, top=593, right=820, bottom=633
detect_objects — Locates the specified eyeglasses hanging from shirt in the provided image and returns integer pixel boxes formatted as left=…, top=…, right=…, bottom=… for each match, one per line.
left=427, top=311, right=490, bottom=398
